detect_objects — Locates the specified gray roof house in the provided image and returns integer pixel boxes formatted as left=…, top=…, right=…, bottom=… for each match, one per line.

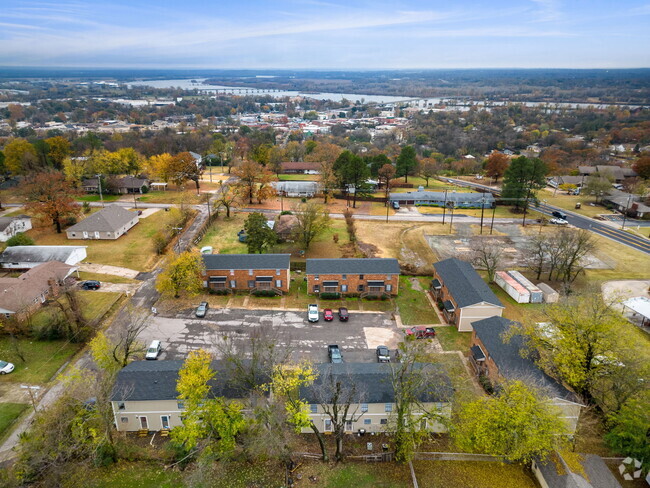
left=532, top=452, right=622, bottom=488
left=0, top=215, right=32, bottom=242
left=66, top=205, right=139, bottom=240
left=602, top=190, right=650, bottom=218
left=272, top=181, right=320, bottom=197
left=306, top=258, right=400, bottom=276
left=82, top=176, right=150, bottom=194
left=0, top=245, right=87, bottom=270
left=390, top=191, right=494, bottom=208
left=471, top=316, right=583, bottom=433
left=578, top=165, right=637, bottom=182
left=431, top=258, right=504, bottom=331
left=202, top=254, right=291, bottom=271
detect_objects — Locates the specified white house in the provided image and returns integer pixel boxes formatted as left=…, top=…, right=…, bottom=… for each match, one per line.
left=0, top=215, right=32, bottom=242
left=0, top=246, right=87, bottom=270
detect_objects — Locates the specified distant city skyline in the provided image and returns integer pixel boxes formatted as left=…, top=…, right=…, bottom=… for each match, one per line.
left=1, top=0, right=649, bottom=69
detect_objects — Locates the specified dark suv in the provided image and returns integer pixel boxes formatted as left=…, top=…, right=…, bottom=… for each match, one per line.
left=81, top=280, right=101, bottom=290
left=552, top=211, right=567, bottom=220
left=328, top=344, right=343, bottom=363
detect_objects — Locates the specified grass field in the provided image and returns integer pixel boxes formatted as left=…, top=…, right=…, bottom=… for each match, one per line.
left=417, top=205, right=516, bottom=220
left=76, top=194, right=121, bottom=203
left=412, top=460, right=537, bottom=488
left=63, top=461, right=183, bottom=488
left=0, top=338, right=81, bottom=384
left=396, top=276, right=439, bottom=325
left=26, top=210, right=175, bottom=271
left=0, top=403, right=29, bottom=439
left=277, top=174, right=319, bottom=181
left=434, top=326, right=472, bottom=352
left=77, top=271, right=138, bottom=284
left=29, top=291, right=122, bottom=330
left=299, top=461, right=412, bottom=488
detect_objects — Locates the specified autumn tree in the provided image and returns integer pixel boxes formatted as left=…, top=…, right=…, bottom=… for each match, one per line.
left=170, top=151, right=202, bottom=191
left=214, top=180, right=239, bottom=218
left=378, top=163, right=396, bottom=204
left=44, top=136, right=71, bottom=168
left=292, top=201, right=331, bottom=250
left=418, top=158, right=438, bottom=187
left=256, top=170, right=277, bottom=204
left=244, top=212, right=276, bottom=254
left=90, top=306, right=149, bottom=371
left=171, top=349, right=247, bottom=458
left=145, top=153, right=175, bottom=182
left=452, top=380, right=569, bottom=464
left=396, top=145, right=418, bottom=182
left=632, top=155, right=650, bottom=179
left=485, top=152, right=509, bottom=183
left=233, top=160, right=263, bottom=204
left=4, top=138, right=38, bottom=175
left=156, top=250, right=204, bottom=298
left=501, top=156, right=548, bottom=211
left=21, top=170, right=81, bottom=233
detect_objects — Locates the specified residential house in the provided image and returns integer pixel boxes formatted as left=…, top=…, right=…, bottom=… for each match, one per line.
left=280, top=162, right=321, bottom=174
left=66, top=205, right=139, bottom=240
left=431, top=258, right=504, bottom=332
left=578, top=165, right=637, bottom=183
left=299, top=363, right=453, bottom=434
left=0, top=245, right=87, bottom=270
left=272, top=181, right=320, bottom=198
left=389, top=191, right=494, bottom=208
left=275, top=214, right=299, bottom=241
left=202, top=254, right=290, bottom=294
left=532, top=452, right=622, bottom=488
left=111, top=360, right=260, bottom=432
left=0, top=261, right=76, bottom=318
left=602, top=190, right=650, bottom=218
left=82, top=176, right=150, bottom=194
left=306, top=258, right=400, bottom=297
left=470, top=316, right=583, bottom=433
left=0, top=215, right=32, bottom=242
left=546, top=175, right=585, bottom=189
left=189, top=151, right=203, bottom=169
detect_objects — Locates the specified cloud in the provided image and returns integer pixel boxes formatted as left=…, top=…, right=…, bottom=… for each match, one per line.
left=530, top=0, right=562, bottom=22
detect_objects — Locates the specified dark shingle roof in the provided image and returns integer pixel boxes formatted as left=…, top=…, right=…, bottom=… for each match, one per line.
left=535, top=453, right=622, bottom=488
left=202, top=253, right=290, bottom=270
left=299, top=363, right=453, bottom=404
left=433, top=258, right=503, bottom=308
left=306, top=258, right=400, bottom=275
left=472, top=316, right=578, bottom=402
left=66, top=204, right=138, bottom=233
left=111, top=360, right=263, bottom=402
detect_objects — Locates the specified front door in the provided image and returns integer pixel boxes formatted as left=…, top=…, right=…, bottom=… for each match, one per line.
left=161, top=415, right=170, bottom=430
left=82, top=231, right=89, bottom=239
left=94, top=231, right=100, bottom=239
left=139, top=416, right=148, bottom=430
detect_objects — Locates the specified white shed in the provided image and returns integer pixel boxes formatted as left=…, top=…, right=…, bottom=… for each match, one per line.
left=537, top=283, right=559, bottom=303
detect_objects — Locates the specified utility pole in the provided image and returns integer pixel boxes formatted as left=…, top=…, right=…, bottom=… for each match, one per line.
left=479, top=196, right=486, bottom=234
left=621, top=194, right=633, bottom=230
left=96, top=173, right=104, bottom=208
left=448, top=202, right=455, bottom=234
left=442, top=189, right=448, bottom=224
left=21, top=385, right=40, bottom=413
left=490, top=204, right=496, bottom=235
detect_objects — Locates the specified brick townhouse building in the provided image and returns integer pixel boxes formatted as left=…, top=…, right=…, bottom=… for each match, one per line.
left=202, top=254, right=290, bottom=294
left=305, top=258, right=400, bottom=297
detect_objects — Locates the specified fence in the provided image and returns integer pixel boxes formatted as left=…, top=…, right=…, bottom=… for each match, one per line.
left=192, top=211, right=220, bottom=245
left=414, top=452, right=505, bottom=462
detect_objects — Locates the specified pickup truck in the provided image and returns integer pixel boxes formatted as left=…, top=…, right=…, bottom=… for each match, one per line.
left=308, top=304, right=319, bottom=322
left=328, top=344, right=343, bottom=363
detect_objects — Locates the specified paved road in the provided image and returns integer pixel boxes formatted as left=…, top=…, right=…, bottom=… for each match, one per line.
left=443, top=177, right=650, bottom=255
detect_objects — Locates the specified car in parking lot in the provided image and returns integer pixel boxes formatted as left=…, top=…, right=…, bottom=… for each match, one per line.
left=195, top=301, right=209, bottom=318
left=405, top=326, right=436, bottom=339
left=338, top=307, right=349, bottom=321
left=308, top=304, right=319, bottom=322
left=323, top=309, right=334, bottom=321
left=550, top=218, right=568, bottom=225
left=0, top=360, right=15, bottom=374
left=376, top=345, right=390, bottom=363
left=81, top=280, right=101, bottom=290
left=328, top=344, right=343, bottom=363
left=145, top=340, right=162, bottom=360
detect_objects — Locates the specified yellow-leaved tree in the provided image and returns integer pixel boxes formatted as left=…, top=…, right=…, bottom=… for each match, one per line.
left=156, top=250, right=204, bottom=298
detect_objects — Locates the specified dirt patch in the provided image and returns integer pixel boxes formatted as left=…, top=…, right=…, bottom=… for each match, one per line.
left=409, top=277, right=424, bottom=291
left=363, top=327, right=399, bottom=349
left=357, top=241, right=380, bottom=258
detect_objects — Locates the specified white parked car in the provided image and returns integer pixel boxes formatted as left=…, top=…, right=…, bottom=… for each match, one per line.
left=308, top=304, right=319, bottom=323
left=550, top=218, right=568, bottom=225
left=0, top=360, right=15, bottom=374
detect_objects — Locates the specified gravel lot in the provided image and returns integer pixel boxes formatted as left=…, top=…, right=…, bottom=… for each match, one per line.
left=139, top=308, right=402, bottom=363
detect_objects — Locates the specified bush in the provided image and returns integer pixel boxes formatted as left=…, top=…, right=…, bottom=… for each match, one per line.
left=280, top=210, right=293, bottom=215
left=6, top=232, right=34, bottom=247
left=478, top=374, right=495, bottom=395
left=152, top=231, right=170, bottom=255
left=82, top=201, right=91, bottom=214
left=252, top=289, right=279, bottom=297
left=208, top=288, right=230, bottom=296
left=320, top=292, right=341, bottom=300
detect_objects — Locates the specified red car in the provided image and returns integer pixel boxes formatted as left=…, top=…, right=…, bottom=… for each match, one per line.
left=405, top=326, right=436, bottom=339
left=323, top=309, right=334, bottom=321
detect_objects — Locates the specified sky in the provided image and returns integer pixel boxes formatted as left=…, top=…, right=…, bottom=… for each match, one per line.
left=0, top=0, right=649, bottom=69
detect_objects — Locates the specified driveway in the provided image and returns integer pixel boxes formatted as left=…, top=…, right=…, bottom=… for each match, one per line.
left=139, top=308, right=402, bottom=363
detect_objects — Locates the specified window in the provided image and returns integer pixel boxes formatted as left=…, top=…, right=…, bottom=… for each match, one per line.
left=386, top=284, right=392, bottom=292
left=276, top=269, right=281, bottom=275
left=387, top=274, right=392, bottom=280
left=177, top=401, right=185, bottom=410
left=310, top=404, right=317, bottom=413
left=342, top=274, right=347, bottom=280
left=420, top=419, right=427, bottom=431
left=71, top=233, right=76, bottom=237
left=230, top=280, right=236, bottom=288
left=121, top=417, right=128, bottom=423
left=276, top=280, right=282, bottom=288
left=380, top=419, right=388, bottom=425
left=249, top=269, right=253, bottom=275
left=314, top=274, right=319, bottom=281
left=364, top=418, right=371, bottom=425
left=161, top=416, right=170, bottom=429
left=248, top=280, right=255, bottom=288
left=117, top=402, right=125, bottom=410
left=361, top=403, right=368, bottom=413
left=358, top=284, right=364, bottom=292
left=230, top=269, right=234, bottom=275
left=385, top=403, right=393, bottom=412
left=345, top=421, right=353, bottom=431
left=359, top=274, right=364, bottom=280
left=314, top=285, right=320, bottom=293
left=341, top=285, right=348, bottom=292
left=324, top=419, right=332, bottom=432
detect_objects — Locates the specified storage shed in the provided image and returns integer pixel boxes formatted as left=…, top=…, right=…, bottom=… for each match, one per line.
left=537, top=283, right=559, bottom=303
left=495, top=271, right=530, bottom=304
left=507, top=271, right=543, bottom=304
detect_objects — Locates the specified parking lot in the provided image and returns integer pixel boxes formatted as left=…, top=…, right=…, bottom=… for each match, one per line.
left=140, top=308, right=403, bottom=363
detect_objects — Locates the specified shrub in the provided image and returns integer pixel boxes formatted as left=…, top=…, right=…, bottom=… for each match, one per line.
left=82, top=201, right=91, bottom=214
left=252, top=290, right=279, bottom=297
left=152, top=231, right=169, bottom=255
left=320, top=292, right=341, bottom=300
left=478, top=374, right=495, bottom=395
left=208, top=289, right=230, bottom=296
left=280, top=210, right=293, bottom=216
left=6, top=232, right=34, bottom=247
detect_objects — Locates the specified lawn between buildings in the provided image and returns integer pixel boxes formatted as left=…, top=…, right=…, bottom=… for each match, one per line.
left=0, top=403, right=29, bottom=440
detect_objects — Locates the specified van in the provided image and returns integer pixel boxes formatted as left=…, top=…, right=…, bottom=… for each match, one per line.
left=145, top=340, right=162, bottom=360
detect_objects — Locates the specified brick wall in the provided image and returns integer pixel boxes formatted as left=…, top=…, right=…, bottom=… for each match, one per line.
left=431, top=271, right=459, bottom=324
left=471, top=331, right=503, bottom=381
left=306, top=273, right=399, bottom=295
left=204, top=268, right=290, bottom=292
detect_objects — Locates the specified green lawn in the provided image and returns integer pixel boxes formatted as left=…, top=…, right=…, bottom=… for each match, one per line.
left=396, top=276, right=439, bottom=325
left=63, top=461, right=183, bottom=488
left=27, top=210, right=177, bottom=271
left=31, top=291, right=122, bottom=329
left=434, top=326, right=472, bottom=352
left=77, top=271, right=138, bottom=284
left=0, top=338, right=81, bottom=384
left=300, top=461, right=412, bottom=488
left=76, top=194, right=121, bottom=203
left=198, top=214, right=249, bottom=254
left=278, top=174, right=319, bottom=181
left=0, top=403, right=29, bottom=439
left=412, top=460, right=537, bottom=488
left=285, top=278, right=312, bottom=309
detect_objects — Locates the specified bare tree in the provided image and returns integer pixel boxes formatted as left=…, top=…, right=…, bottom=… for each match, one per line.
left=471, top=239, right=503, bottom=283
left=312, top=365, right=367, bottom=461
left=556, top=229, right=595, bottom=288
left=526, top=233, right=550, bottom=281
left=107, top=305, right=149, bottom=367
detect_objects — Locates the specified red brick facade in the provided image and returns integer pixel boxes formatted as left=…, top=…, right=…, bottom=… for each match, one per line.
left=204, top=268, right=290, bottom=293
left=470, top=331, right=500, bottom=380
left=306, top=273, right=399, bottom=296
left=430, top=271, right=459, bottom=324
